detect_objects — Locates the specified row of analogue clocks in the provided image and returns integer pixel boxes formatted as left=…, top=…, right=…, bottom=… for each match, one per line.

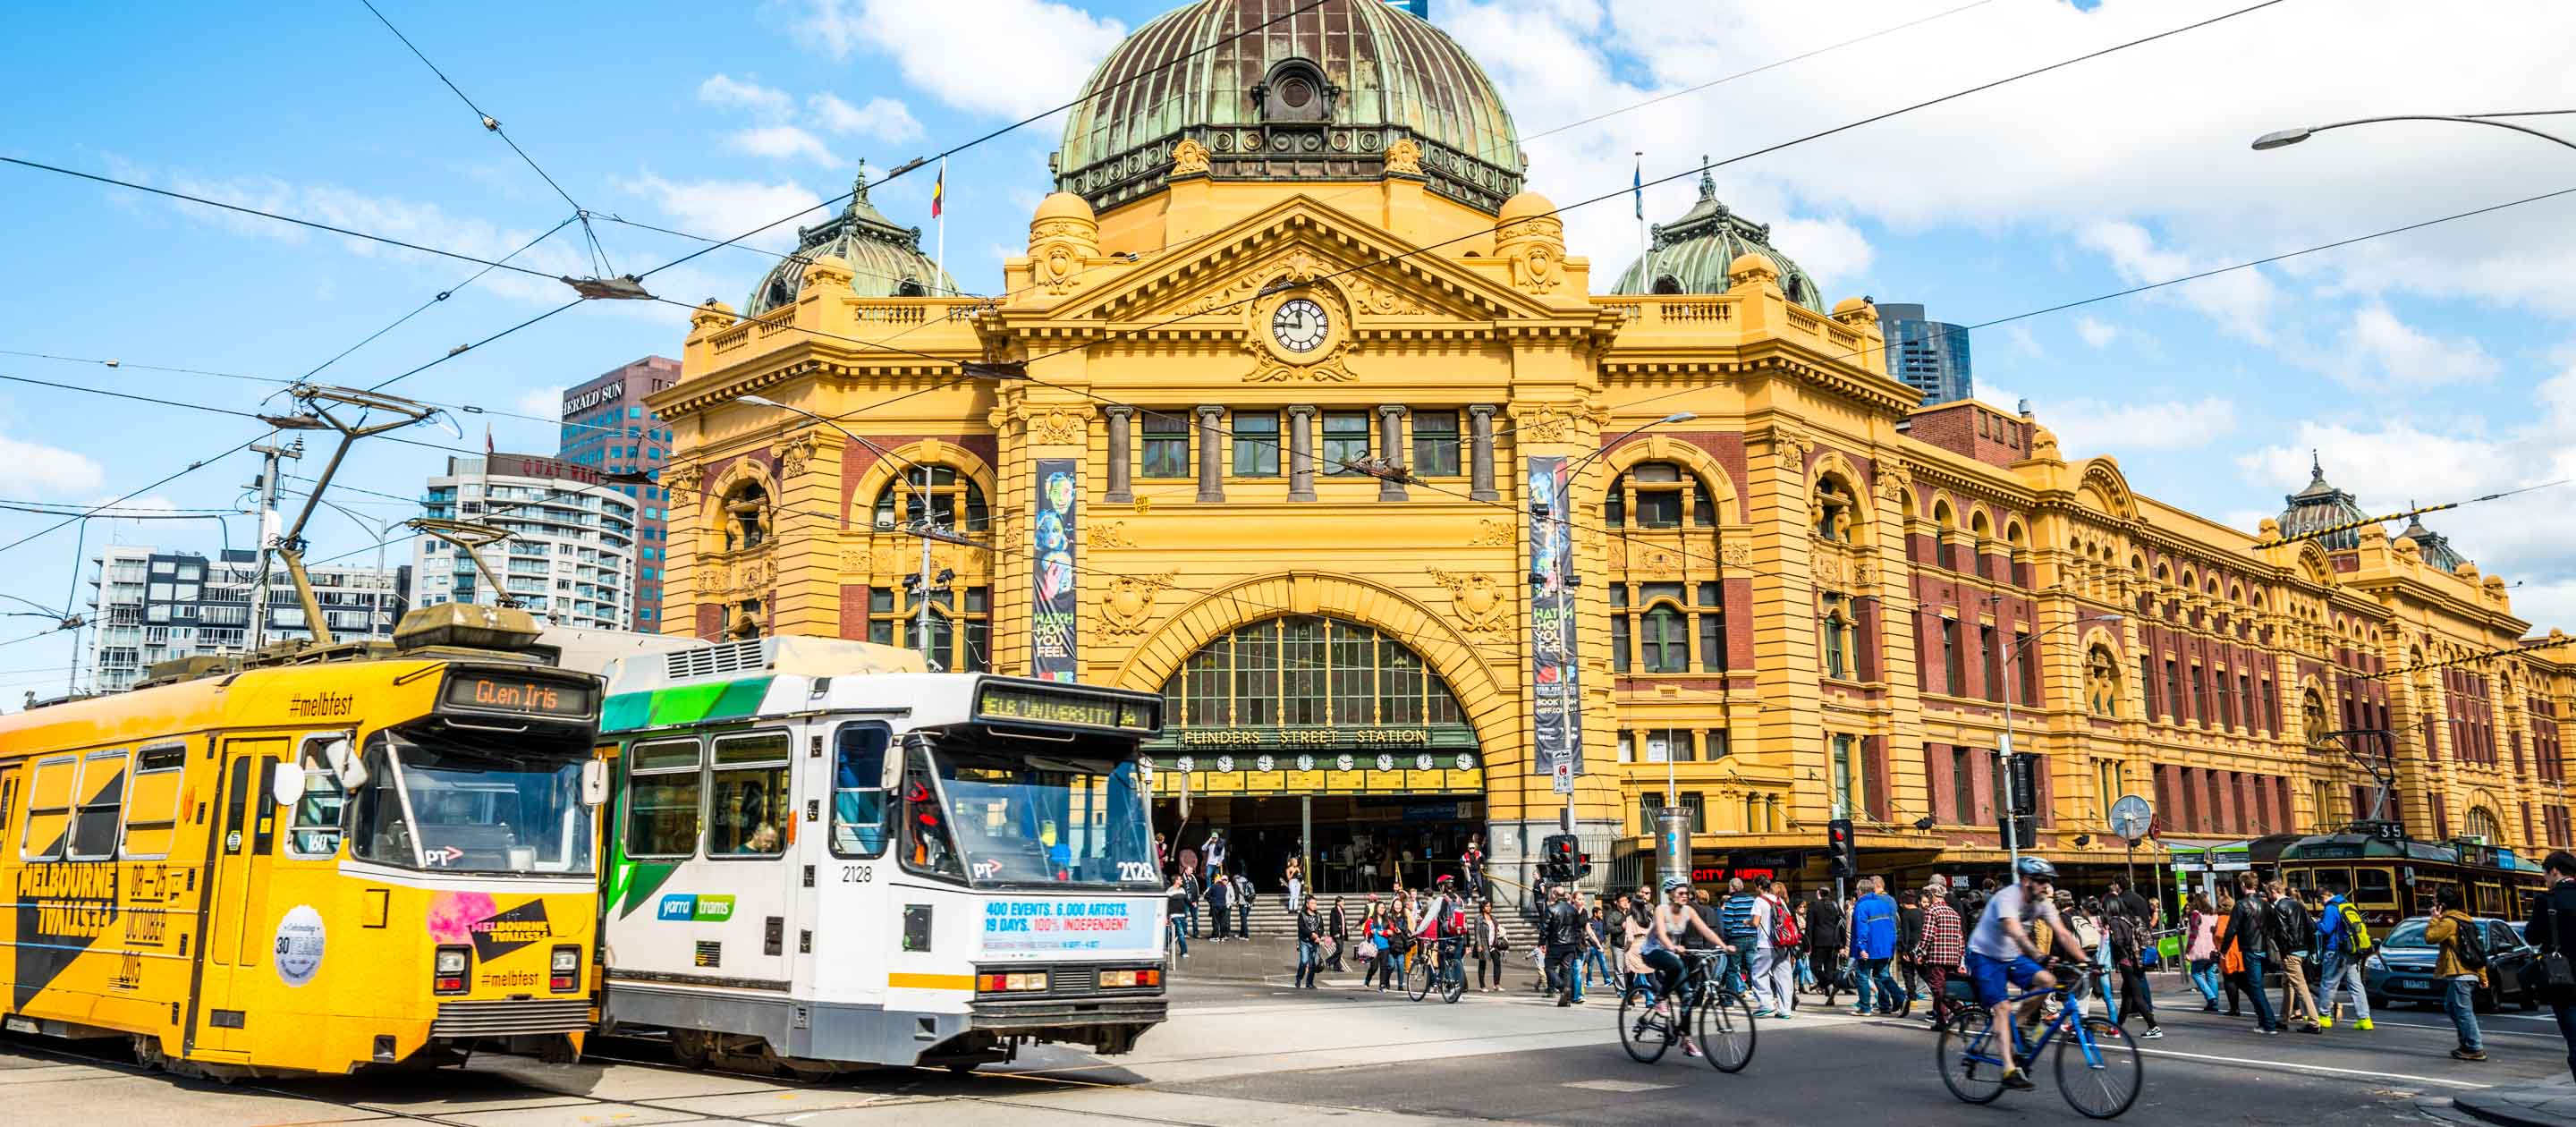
left=1174, top=752, right=1477, bottom=774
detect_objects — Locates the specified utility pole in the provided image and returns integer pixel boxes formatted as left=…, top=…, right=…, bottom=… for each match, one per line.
left=917, top=508, right=940, bottom=671
left=246, top=437, right=302, bottom=650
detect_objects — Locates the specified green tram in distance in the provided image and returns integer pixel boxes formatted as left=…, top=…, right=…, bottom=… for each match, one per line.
left=2268, top=821, right=2545, bottom=926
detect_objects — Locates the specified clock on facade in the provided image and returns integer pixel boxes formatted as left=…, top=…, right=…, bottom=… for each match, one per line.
left=1270, top=297, right=1328, bottom=353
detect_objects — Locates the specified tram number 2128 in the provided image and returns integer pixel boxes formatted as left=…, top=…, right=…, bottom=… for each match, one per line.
left=840, top=865, right=875, bottom=884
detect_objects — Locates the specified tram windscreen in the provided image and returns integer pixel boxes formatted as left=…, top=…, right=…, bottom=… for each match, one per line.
left=349, top=731, right=594, bottom=875
left=927, top=744, right=1157, bottom=888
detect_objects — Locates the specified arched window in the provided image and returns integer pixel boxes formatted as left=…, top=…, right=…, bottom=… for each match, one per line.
left=1815, top=477, right=1859, bottom=541
left=1604, top=461, right=1714, bottom=530
left=1611, top=580, right=1724, bottom=674
left=2465, top=806, right=2503, bottom=844
left=1821, top=594, right=1853, bottom=679
left=1159, top=617, right=1463, bottom=728
left=721, top=481, right=770, bottom=552
left=2086, top=645, right=2121, bottom=716
left=872, top=465, right=988, bottom=533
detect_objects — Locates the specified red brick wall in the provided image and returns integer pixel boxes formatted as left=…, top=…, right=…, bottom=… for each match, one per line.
left=1904, top=402, right=2034, bottom=469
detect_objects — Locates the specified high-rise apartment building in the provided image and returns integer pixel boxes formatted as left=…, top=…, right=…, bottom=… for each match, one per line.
left=559, top=356, right=678, bottom=629
left=412, top=454, right=639, bottom=630
left=1877, top=302, right=1974, bottom=405
left=80, top=546, right=409, bottom=693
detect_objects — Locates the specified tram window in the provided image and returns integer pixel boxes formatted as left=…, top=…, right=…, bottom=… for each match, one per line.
left=2284, top=869, right=2312, bottom=894
left=830, top=724, right=893, bottom=859
left=2356, top=867, right=2397, bottom=907
left=20, top=756, right=77, bottom=860
left=708, top=733, right=791, bottom=858
left=625, top=738, right=703, bottom=860
left=287, top=735, right=348, bottom=858
left=121, top=745, right=186, bottom=859
left=67, top=750, right=127, bottom=860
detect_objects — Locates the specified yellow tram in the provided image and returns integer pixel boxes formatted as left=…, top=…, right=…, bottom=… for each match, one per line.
left=0, top=606, right=606, bottom=1078
left=2272, top=821, right=2546, bottom=926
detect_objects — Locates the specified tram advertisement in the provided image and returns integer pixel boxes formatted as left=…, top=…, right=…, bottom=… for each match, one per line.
left=979, top=898, right=1157, bottom=956
left=13, top=860, right=117, bottom=1006
left=1526, top=455, right=1582, bottom=775
left=1032, top=458, right=1079, bottom=682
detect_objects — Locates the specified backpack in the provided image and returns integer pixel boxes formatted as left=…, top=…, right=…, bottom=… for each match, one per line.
left=2452, top=916, right=2489, bottom=972
left=1767, top=895, right=1803, bottom=947
left=1442, top=899, right=1468, bottom=938
left=2325, top=900, right=2375, bottom=953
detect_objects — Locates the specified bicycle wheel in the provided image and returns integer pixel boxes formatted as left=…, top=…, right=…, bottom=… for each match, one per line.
left=1440, top=957, right=1466, bottom=1004
left=1618, top=983, right=1674, bottom=1063
left=1406, top=953, right=1434, bottom=1002
left=1936, top=1006, right=2007, bottom=1105
left=1698, top=985, right=1758, bottom=1073
left=2055, top=1016, right=2142, bottom=1120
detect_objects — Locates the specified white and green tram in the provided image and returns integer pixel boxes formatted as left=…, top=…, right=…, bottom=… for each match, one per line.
left=592, top=635, right=1168, bottom=1073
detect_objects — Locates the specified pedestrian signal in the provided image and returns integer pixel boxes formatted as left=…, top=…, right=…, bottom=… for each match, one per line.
left=1826, top=818, right=1858, bottom=880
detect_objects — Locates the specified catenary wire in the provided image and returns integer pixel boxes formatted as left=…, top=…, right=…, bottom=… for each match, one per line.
left=0, top=348, right=622, bottom=434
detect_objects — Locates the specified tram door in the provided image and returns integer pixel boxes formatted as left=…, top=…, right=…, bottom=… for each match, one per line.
left=190, top=737, right=286, bottom=1056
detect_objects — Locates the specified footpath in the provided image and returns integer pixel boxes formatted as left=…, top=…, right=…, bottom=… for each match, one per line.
left=2456, top=1080, right=2576, bottom=1127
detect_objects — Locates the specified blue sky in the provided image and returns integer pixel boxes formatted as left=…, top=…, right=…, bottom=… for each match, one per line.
left=3, top=0, right=2572, bottom=702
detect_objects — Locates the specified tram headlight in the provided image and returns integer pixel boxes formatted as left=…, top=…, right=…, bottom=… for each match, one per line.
left=434, top=945, right=470, bottom=995
left=550, top=945, right=581, bottom=992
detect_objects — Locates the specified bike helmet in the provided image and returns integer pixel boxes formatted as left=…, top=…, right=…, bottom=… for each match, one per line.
left=1661, top=876, right=1690, bottom=893
left=2014, top=856, right=2059, bottom=882
left=1435, top=874, right=1455, bottom=886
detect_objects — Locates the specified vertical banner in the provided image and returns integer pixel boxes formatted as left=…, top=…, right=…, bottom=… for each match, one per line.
left=1526, top=455, right=1582, bottom=775
left=1031, top=458, right=1079, bottom=682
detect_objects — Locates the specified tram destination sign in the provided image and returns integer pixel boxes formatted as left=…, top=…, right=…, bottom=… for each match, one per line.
left=975, top=682, right=1159, bottom=734
left=439, top=673, right=597, bottom=719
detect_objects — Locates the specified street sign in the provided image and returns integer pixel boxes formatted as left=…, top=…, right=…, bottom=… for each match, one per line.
left=1551, top=760, right=1574, bottom=793
left=2108, top=794, right=2153, bottom=843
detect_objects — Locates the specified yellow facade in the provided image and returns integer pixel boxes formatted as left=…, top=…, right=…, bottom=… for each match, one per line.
left=652, top=3, right=2576, bottom=893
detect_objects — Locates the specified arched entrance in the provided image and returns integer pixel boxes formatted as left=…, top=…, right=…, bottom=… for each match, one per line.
left=1148, top=614, right=1487, bottom=894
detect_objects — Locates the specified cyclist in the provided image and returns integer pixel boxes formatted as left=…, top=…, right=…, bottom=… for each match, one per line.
left=1412, top=875, right=1469, bottom=993
left=1963, top=856, right=2089, bottom=1091
left=1640, top=876, right=1736, bottom=1058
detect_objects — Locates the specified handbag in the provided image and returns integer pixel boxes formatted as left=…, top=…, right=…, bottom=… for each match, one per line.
left=2521, top=894, right=2576, bottom=1000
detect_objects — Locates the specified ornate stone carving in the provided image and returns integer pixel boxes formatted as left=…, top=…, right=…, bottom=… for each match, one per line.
left=663, top=462, right=703, bottom=501
left=1383, top=137, right=1423, bottom=176
left=1720, top=538, right=1752, bottom=567
left=1170, top=137, right=1211, bottom=178
left=1426, top=568, right=1508, bottom=634
left=1470, top=519, right=1515, bottom=547
left=838, top=549, right=869, bottom=574
left=1100, top=571, right=1177, bottom=634
left=1510, top=405, right=1578, bottom=444
left=1089, top=521, right=1137, bottom=549
left=1345, top=276, right=1430, bottom=317
left=699, top=553, right=776, bottom=600
left=770, top=431, right=818, bottom=480
left=1873, top=463, right=1911, bottom=503
left=1767, top=425, right=1814, bottom=470
left=1187, top=250, right=1327, bottom=317
left=1030, top=407, right=1089, bottom=446
left=1496, top=210, right=1567, bottom=295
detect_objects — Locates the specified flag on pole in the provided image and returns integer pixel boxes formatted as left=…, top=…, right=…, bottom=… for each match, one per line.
left=1631, top=157, right=1643, bottom=220
left=930, top=163, right=945, bottom=218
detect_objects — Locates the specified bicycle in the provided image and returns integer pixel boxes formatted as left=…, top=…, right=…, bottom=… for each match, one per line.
left=1406, top=935, right=1467, bottom=1004
left=1936, top=963, right=2142, bottom=1119
left=1619, top=949, right=1757, bottom=1072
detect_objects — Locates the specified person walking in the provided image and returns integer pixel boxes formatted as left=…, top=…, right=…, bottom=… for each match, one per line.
left=1232, top=871, right=1255, bottom=939
left=1326, top=895, right=1349, bottom=971
left=1546, top=884, right=1587, bottom=1006
left=1916, top=880, right=1965, bottom=1028
left=1896, top=887, right=1928, bottom=1011
left=2427, top=886, right=2488, bottom=1061
left=1165, top=871, right=1192, bottom=960
left=2267, top=879, right=2322, bottom=1033
left=1718, top=878, right=1763, bottom=1007
left=1363, top=899, right=1397, bottom=991
left=2220, top=871, right=2282, bottom=1033
left=1849, top=877, right=1902, bottom=1016
left=2106, top=901, right=2164, bottom=1038
left=2184, top=893, right=2224, bottom=1010
left=1295, top=897, right=1323, bottom=989
left=1205, top=868, right=1232, bottom=944
left=1584, top=899, right=1615, bottom=992
left=1461, top=835, right=1487, bottom=902
left=1202, top=829, right=1227, bottom=881
left=1751, top=877, right=1800, bottom=1018
left=2522, top=850, right=2576, bottom=1080
left=2314, top=875, right=2377, bottom=1031
left=1805, top=886, right=1846, bottom=1006
left=1474, top=901, right=1507, bottom=992
left=1181, top=861, right=1205, bottom=939
left=1603, top=892, right=1636, bottom=994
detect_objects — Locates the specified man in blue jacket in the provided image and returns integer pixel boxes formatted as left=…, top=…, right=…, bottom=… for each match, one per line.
left=1849, top=877, right=1904, bottom=1016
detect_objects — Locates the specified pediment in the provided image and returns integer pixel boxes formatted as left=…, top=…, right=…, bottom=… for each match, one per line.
left=1059, top=198, right=1567, bottom=327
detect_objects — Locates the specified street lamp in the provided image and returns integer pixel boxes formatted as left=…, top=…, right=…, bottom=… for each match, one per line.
left=1533, top=411, right=1697, bottom=890
left=2252, top=111, right=2576, bottom=154
left=737, top=394, right=951, bottom=669
left=1984, top=597, right=2123, bottom=870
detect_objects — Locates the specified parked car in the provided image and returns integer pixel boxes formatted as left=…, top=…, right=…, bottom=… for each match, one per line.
left=2362, top=915, right=2539, bottom=1013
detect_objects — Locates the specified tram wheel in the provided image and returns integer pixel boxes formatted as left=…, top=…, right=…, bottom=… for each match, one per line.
left=668, top=1030, right=713, bottom=1070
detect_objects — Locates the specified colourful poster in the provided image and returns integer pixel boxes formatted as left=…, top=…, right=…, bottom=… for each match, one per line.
left=1032, top=458, right=1080, bottom=682
left=1527, top=455, right=1583, bottom=775
left=978, top=898, right=1159, bottom=956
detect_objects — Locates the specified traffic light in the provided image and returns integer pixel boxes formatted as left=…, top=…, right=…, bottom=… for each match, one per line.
left=1540, top=834, right=1580, bottom=882
left=1826, top=818, right=1858, bottom=880
left=2006, top=754, right=2040, bottom=818
left=2003, top=813, right=2039, bottom=851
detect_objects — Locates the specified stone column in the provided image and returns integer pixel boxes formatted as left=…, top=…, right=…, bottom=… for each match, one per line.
left=1286, top=405, right=1318, bottom=502
left=1467, top=403, right=1499, bottom=501
left=1377, top=404, right=1408, bottom=502
left=1103, top=406, right=1134, bottom=504
left=1195, top=405, right=1226, bottom=503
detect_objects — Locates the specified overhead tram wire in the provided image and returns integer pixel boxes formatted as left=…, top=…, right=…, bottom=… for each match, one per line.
left=298, top=213, right=580, bottom=384
left=0, top=348, right=623, bottom=433
left=0, top=436, right=263, bottom=560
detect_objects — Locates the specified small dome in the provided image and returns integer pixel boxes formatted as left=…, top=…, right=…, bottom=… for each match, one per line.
left=1055, top=0, right=1524, bottom=216
left=2399, top=508, right=2471, bottom=572
left=1832, top=295, right=1876, bottom=320
left=1033, top=191, right=1096, bottom=223
left=1610, top=162, right=1825, bottom=310
left=1727, top=252, right=1779, bottom=285
left=744, top=161, right=958, bottom=315
left=2273, top=452, right=2370, bottom=551
left=1497, top=191, right=1555, bottom=221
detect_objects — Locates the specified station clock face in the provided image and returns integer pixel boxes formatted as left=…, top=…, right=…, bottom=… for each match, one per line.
left=1270, top=298, right=1328, bottom=353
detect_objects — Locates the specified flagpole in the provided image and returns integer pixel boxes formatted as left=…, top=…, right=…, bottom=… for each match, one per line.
left=935, top=156, right=947, bottom=288
left=1634, top=151, right=1648, bottom=286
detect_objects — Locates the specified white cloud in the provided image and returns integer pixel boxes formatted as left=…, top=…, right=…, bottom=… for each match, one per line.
left=2000, top=324, right=2044, bottom=360
left=517, top=386, right=565, bottom=419
left=0, top=435, right=105, bottom=497
left=2341, top=304, right=2499, bottom=387
left=699, top=73, right=794, bottom=117
left=2078, top=220, right=2275, bottom=343
left=619, top=172, right=825, bottom=256
left=1983, top=380, right=2235, bottom=454
left=2074, top=316, right=2119, bottom=348
left=1768, top=216, right=1873, bottom=284
left=809, top=93, right=924, bottom=143
left=797, top=0, right=1126, bottom=118
left=725, top=124, right=842, bottom=166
